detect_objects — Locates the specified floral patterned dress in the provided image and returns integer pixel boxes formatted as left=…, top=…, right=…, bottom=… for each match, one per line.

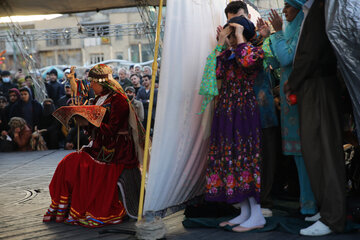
left=206, top=43, right=264, bottom=204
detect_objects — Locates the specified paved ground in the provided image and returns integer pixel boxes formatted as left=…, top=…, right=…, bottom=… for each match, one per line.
left=0, top=150, right=359, bottom=239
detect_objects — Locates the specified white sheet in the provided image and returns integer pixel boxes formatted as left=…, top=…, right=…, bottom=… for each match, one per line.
left=143, top=0, right=227, bottom=212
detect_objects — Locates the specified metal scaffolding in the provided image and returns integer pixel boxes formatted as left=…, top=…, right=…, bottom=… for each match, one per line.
left=6, top=21, right=48, bottom=102
left=135, top=0, right=164, bottom=56
left=0, top=22, right=165, bottom=42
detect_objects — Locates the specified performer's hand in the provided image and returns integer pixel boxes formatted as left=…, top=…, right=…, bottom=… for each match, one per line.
left=257, top=18, right=270, bottom=38
left=268, top=9, right=283, bottom=32
left=74, top=115, right=89, bottom=127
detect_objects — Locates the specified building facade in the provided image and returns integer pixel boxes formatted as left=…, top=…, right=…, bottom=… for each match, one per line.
left=0, top=8, right=156, bottom=71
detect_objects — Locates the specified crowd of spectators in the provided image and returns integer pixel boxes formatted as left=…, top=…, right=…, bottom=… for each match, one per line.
left=0, top=64, right=159, bottom=152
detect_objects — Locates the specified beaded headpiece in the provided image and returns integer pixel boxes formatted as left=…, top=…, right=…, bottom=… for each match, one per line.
left=88, top=64, right=112, bottom=83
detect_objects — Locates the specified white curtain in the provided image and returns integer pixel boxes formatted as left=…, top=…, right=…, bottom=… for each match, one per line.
left=144, top=0, right=227, bottom=212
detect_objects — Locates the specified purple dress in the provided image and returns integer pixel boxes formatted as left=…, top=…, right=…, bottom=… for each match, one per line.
left=205, top=43, right=264, bottom=204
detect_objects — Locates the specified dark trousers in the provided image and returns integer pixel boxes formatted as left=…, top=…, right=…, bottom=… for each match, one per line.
left=298, top=76, right=346, bottom=232
left=260, top=126, right=278, bottom=208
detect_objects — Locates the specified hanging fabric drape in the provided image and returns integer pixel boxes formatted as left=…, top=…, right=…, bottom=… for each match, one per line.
left=138, top=0, right=164, bottom=221
left=325, top=0, right=360, bottom=142
left=143, top=0, right=227, bottom=213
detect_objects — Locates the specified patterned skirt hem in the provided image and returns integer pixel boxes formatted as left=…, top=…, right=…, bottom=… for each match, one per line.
left=205, top=191, right=260, bottom=204
left=43, top=196, right=126, bottom=228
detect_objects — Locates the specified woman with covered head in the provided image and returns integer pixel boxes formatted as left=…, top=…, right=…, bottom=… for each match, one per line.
left=8, top=117, right=32, bottom=151
left=9, top=87, right=43, bottom=130
left=38, top=99, right=61, bottom=149
left=43, top=64, right=145, bottom=227
left=205, top=16, right=265, bottom=232
left=257, top=0, right=318, bottom=216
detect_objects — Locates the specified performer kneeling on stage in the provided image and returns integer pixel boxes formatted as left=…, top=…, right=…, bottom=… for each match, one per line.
left=43, top=64, right=144, bottom=227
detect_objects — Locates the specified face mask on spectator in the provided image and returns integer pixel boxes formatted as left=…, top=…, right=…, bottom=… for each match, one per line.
left=128, top=95, right=134, bottom=100
left=2, top=77, right=10, bottom=83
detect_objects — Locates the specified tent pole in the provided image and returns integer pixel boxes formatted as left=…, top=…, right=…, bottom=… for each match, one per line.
left=137, top=0, right=164, bottom=221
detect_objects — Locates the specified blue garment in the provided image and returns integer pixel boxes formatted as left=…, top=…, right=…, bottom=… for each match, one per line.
left=270, top=11, right=304, bottom=155
left=252, top=37, right=278, bottom=129
left=270, top=9, right=317, bottom=215
left=294, top=156, right=317, bottom=215
left=253, top=69, right=278, bottom=129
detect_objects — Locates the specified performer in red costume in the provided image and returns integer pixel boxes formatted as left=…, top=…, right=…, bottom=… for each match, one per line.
left=43, top=64, right=145, bottom=227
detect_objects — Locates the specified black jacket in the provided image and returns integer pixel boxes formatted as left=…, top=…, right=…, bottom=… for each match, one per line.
left=136, top=87, right=158, bottom=120
left=10, top=100, right=43, bottom=130
left=0, top=82, right=18, bottom=100
left=46, top=81, right=65, bottom=103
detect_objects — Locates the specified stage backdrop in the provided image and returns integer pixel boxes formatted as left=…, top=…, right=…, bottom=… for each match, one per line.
left=143, top=0, right=227, bottom=213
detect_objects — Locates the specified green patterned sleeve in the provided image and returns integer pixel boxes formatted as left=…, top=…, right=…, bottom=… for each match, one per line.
left=262, top=37, right=279, bottom=70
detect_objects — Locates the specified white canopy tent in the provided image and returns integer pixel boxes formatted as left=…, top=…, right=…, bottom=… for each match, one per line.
left=0, top=0, right=165, bottom=16
left=3, top=0, right=358, bottom=219
left=0, top=0, right=292, bottom=216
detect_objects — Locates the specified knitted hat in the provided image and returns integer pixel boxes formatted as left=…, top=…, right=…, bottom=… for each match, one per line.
left=125, top=86, right=136, bottom=93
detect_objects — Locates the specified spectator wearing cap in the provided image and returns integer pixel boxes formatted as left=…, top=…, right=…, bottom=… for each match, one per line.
left=10, top=87, right=43, bottom=130
left=56, top=83, right=72, bottom=108
left=136, top=74, right=158, bottom=130
left=0, top=71, right=17, bottom=100
left=125, top=86, right=144, bottom=122
left=45, top=69, right=65, bottom=103
left=118, top=68, right=133, bottom=89
left=130, top=73, right=144, bottom=95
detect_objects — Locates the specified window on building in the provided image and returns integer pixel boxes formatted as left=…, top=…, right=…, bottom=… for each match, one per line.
left=58, top=51, right=82, bottom=65
left=97, top=26, right=109, bottom=36
left=0, top=40, right=5, bottom=50
left=46, top=56, right=55, bottom=66
left=86, top=25, right=109, bottom=37
left=90, top=53, right=104, bottom=64
left=130, top=43, right=153, bottom=62
left=141, top=43, right=153, bottom=62
left=116, top=52, right=124, bottom=60
left=115, top=26, right=123, bottom=40
left=46, top=39, right=71, bottom=46
left=45, top=29, right=71, bottom=46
